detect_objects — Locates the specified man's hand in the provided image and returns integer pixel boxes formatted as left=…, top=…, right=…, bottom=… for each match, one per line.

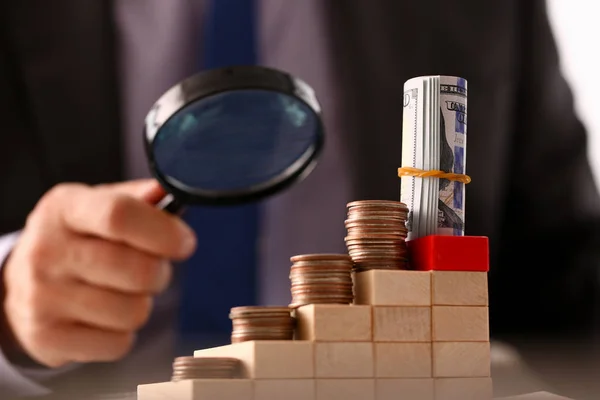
left=0, top=180, right=197, bottom=368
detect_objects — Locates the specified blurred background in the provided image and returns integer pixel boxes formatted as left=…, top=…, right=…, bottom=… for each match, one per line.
left=548, top=0, right=600, bottom=185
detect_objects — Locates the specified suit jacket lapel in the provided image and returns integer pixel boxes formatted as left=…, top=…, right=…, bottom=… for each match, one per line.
left=5, top=0, right=123, bottom=184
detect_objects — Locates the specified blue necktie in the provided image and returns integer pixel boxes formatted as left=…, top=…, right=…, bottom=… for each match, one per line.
left=177, top=0, right=259, bottom=352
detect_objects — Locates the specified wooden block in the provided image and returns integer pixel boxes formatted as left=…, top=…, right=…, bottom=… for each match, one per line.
left=315, top=342, right=374, bottom=378
left=432, top=271, right=488, bottom=305
left=376, top=378, right=435, bottom=400
left=316, top=379, right=375, bottom=400
left=354, top=270, right=431, bottom=306
left=295, top=304, right=372, bottom=341
left=434, top=377, right=493, bottom=400
left=374, top=343, right=432, bottom=378
left=432, top=306, right=489, bottom=341
left=255, top=379, right=315, bottom=400
left=407, top=235, right=489, bottom=272
left=433, top=342, right=491, bottom=377
left=373, top=306, right=431, bottom=342
left=194, top=340, right=313, bottom=379
left=137, top=379, right=253, bottom=400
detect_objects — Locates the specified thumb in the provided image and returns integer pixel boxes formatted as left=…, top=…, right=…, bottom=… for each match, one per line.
left=96, top=179, right=168, bottom=204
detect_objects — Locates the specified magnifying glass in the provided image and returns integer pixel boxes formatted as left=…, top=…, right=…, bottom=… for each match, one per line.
left=143, top=65, right=325, bottom=213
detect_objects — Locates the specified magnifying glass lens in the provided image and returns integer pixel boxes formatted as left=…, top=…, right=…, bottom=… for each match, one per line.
left=153, top=89, right=319, bottom=195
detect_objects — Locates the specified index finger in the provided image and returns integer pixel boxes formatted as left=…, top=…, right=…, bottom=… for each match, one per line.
left=60, top=185, right=196, bottom=259
left=96, top=179, right=168, bottom=204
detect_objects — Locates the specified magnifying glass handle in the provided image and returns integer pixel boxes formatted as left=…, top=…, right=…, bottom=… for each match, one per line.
left=156, top=193, right=185, bottom=215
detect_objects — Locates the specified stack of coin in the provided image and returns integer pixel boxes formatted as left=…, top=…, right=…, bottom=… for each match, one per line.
left=171, top=356, right=240, bottom=381
left=289, top=254, right=354, bottom=308
left=229, top=306, right=295, bottom=343
left=345, top=200, right=409, bottom=271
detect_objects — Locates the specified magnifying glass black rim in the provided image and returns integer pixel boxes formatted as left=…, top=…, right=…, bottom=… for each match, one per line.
left=143, top=65, right=325, bottom=206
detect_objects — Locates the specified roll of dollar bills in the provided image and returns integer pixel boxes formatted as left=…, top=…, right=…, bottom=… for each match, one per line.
left=400, top=75, right=467, bottom=240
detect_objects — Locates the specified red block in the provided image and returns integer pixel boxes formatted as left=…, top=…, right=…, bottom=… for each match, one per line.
left=406, top=235, right=489, bottom=272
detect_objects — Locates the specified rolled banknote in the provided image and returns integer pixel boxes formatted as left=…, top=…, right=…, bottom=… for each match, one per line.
left=400, top=75, right=467, bottom=239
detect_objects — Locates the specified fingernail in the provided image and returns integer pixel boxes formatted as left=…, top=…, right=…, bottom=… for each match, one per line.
left=177, top=220, right=197, bottom=256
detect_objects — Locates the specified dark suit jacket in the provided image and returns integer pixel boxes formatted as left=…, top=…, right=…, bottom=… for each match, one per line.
left=2, top=0, right=600, bottom=398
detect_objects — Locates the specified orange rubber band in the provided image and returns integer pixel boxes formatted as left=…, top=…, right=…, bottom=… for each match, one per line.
left=398, top=167, right=471, bottom=184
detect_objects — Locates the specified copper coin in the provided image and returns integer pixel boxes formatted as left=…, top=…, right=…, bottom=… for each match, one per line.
left=290, top=254, right=352, bottom=263
left=347, top=200, right=408, bottom=208
left=345, top=234, right=406, bottom=240
left=290, top=265, right=352, bottom=273
left=230, top=306, right=291, bottom=314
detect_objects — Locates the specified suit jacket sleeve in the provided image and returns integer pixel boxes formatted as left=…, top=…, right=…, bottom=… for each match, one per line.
left=489, top=0, right=600, bottom=394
